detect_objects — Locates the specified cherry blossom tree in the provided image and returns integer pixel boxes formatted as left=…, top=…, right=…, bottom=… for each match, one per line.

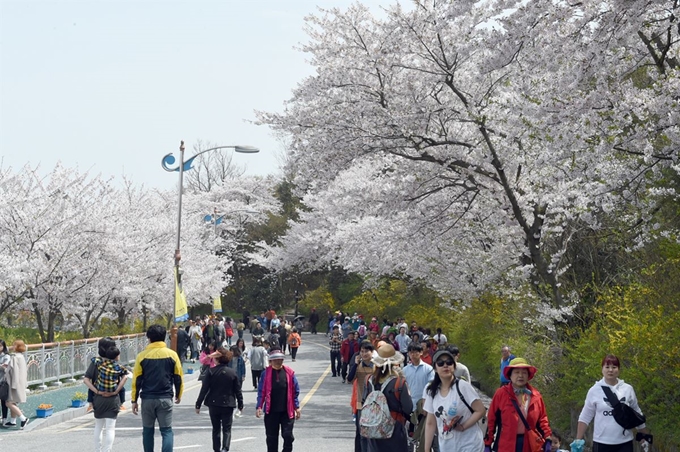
left=258, top=0, right=679, bottom=311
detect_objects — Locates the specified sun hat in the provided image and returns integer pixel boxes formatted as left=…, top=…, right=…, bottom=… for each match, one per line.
left=432, top=349, right=456, bottom=364
left=269, top=349, right=285, bottom=360
left=503, top=357, right=537, bottom=380
left=371, top=343, right=405, bottom=370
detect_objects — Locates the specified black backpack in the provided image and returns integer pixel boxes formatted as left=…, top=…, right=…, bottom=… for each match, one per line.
left=601, top=386, right=646, bottom=432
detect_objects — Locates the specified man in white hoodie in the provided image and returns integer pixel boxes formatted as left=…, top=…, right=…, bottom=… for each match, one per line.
left=573, top=354, right=651, bottom=452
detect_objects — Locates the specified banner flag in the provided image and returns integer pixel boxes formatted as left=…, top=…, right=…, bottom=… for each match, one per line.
left=213, top=295, right=222, bottom=313
left=174, top=267, right=189, bottom=322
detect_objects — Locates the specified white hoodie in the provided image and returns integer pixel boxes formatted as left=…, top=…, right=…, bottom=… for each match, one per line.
left=578, top=378, right=646, bottom=445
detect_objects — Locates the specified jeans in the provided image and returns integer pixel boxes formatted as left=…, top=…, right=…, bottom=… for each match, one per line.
left=208, top=405, right=234, bottom=452
left=264, top=411, right=295, bottom=452
left=330, top=351, right=341, bottom=376
left=141, top=398, right=174, bottom=452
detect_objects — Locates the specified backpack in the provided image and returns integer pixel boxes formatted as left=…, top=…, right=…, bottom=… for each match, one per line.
left=359, top=376, right=403, bottom=439
left=601, top=386, right=646, bottom=431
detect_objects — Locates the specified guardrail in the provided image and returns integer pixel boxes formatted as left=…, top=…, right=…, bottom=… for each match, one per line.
left=24, top=333, right=147, bottom=390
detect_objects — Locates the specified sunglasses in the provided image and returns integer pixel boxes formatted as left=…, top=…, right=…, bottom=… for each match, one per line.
left=436, top=360, right=454, bottom=367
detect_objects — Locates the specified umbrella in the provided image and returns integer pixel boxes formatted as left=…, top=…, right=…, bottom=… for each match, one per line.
left=294, top=315, right=305, bottom=322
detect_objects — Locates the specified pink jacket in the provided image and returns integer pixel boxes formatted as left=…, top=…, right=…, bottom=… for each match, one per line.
left=256, top=366, right=300, bottom=419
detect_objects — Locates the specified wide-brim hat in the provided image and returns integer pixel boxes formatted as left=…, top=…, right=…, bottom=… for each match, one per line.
left=371, top=343, right=404, bottom=368
left=503, top=357, right=537, bottom=380
left=269, top=350, right=285, bottom=360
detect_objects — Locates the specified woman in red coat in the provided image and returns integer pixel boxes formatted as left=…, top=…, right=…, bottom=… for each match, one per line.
left=485, top=358, right=552, bottom=452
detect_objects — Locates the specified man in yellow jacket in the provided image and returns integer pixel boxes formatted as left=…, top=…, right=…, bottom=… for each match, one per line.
left=131, top=324, right=184, bottom=452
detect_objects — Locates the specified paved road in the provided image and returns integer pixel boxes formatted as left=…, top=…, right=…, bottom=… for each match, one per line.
left=0, top=332, right=357, bottom=451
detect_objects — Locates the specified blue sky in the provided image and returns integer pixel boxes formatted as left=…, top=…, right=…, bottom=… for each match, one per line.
left=0, top=0, right=395, bottom=190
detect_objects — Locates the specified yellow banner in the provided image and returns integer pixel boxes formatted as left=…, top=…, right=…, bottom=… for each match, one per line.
left=174, top=267, right=189, bottom=322
left=213, top=296, right=222, bottom=313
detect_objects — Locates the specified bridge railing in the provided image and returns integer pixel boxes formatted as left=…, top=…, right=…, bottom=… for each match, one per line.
left=23, top=333, right=147, bottom=389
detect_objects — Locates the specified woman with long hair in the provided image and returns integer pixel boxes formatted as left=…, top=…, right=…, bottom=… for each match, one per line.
left=0, top=339, right=11, bottom=425
left=227, top=345, right=246, bottom=388
left=4, top=340, right=29, bottom=429
left=423, top=348, right=486, bottom=452
left=361, top=344, right=413, bottom=452
left=196, top=347, right=244, bottom=452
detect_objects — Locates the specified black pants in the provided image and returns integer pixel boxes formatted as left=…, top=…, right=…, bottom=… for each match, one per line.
left=593, top=441, right=634, bottom=452
left=1, top=399, right=7, bottom=419
left=208, top=405, right=234, bottom=452
left=264, top=410, right=295, bottom=452
left=291, top=347, right=298, bottom=360
left=252, top=369, right=264, bottom=389
left=311, top=323, right=318, bottom=334
left=330, top=351, right=341, bottom=376
left=341, top=361, right=350, bottom=380
left=355, top=408, right=363, bottom=452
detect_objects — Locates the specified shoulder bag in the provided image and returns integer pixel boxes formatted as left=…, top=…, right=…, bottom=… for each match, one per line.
left=510, top=398, right=545, bottom=452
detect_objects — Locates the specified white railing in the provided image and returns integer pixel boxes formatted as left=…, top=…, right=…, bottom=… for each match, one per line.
left=24, top=333, right=147, bottom=389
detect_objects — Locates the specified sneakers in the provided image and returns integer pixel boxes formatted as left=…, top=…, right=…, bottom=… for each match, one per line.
left=292, top=359, right=296, bottom=362
left=3, top=421, right=16, bottom=427
left=20, top=418, right=29, bottom=429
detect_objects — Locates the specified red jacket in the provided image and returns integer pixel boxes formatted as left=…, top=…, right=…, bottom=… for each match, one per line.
left=485, top=384, right=551, bottom=452
left=340, top=339, right=360, bottom=362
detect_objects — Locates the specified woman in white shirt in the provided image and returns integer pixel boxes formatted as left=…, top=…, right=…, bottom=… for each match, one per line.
left=423, top=349, right=485, bottom=452
left=573, top=354, right=651, bottom=452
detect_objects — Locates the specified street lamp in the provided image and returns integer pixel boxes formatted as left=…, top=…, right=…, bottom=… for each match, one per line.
left=162, top=140, right=259, bottom=350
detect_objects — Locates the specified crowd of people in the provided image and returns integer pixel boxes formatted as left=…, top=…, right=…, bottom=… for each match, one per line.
left=0, top=311, right=653, bottom=452
left=317, top=311, right=652, bottom=452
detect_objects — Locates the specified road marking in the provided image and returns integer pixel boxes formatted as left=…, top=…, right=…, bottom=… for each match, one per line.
left=299, top=365, right=331, bottom=409
left=174, top=446, right=202, bottom=450
left=233, top=437, right=256, bottom=442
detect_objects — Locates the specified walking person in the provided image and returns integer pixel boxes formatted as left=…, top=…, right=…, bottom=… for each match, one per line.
left=403, top=343, right=435, bottom=452
left=256, top=348, right=302, bottom=452
left=348, top=341, right=375, bottom=452
left=0, top=339, right=11, bottom=425
left=131, top=325, right=184, bottom=452
left=309, top=308, right=320, bottom=335
left=571, top=354, right=651, bottom=452
left=83, top=344, right=129, bottom=452
left=248, top=338, right=268, bottom=390
left=499, top=346, right=515, bottom=387
left=329, top=324, right=343, bottom=378
left=341, top=331, right=360, bottom=383
left=423, top=348, right=485, bottom=452
left=227, top=345, right=246, bottom=388
left=485, top=358, right=551, bottom=452
left=287, top=328, right=302, bottom=362
left=195, top=347, right=244, bottom=452
left=361, top=344, right=413, bottom=452
left=3, top=340, right=30, bottom=429
left=189, top=320, right=203, bottom=363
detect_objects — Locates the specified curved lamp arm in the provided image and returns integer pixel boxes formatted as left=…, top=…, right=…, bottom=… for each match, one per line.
left=162, top=145, right=260, bottom=172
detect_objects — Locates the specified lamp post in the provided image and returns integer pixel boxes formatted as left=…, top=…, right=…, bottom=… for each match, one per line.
left=162, top=140, right=259, bottom=351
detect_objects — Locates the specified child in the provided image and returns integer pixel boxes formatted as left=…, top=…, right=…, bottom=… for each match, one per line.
left=551, top=431, right=570, bottom=452
left=96, top=346, right=128, bottom=405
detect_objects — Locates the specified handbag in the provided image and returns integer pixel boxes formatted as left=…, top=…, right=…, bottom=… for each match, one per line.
left=601, top=386, right=646, bottom=431
left=0, top=380, right=9, bottom=400
left=510, top=398, right=546, bottom=452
